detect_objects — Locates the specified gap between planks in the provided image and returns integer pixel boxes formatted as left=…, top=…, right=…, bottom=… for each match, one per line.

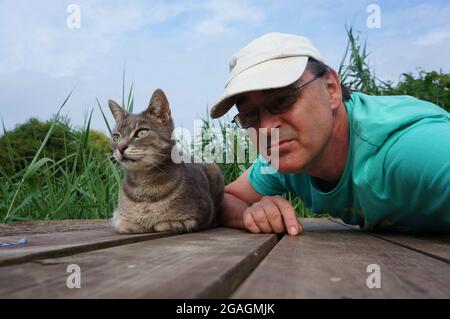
left=328, top=218, right=450, bottom=264
left=233, top=218, right=450, bottom=298
left=0, top=228, right=282, bottom=298
left=0, top=228, right=180, bottom=267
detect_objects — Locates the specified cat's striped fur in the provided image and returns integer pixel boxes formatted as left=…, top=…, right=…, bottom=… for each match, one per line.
left=108, top=89, right=224, bottom=233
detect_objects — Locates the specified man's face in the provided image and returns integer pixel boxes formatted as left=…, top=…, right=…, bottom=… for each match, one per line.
left=236, top=69, right=339, bottom=174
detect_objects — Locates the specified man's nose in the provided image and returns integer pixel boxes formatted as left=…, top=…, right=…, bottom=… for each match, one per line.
left=118, top=144, right=128, bottom=154
left=258, top=108, right=282, bottom=129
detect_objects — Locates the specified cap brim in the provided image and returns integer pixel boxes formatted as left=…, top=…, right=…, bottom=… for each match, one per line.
left=210, top=56, right=308, bottom=119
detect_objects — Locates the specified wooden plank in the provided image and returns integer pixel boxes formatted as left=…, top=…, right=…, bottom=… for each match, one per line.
left=372, top=234, right=450, bottom=263
left=0, top=229, right=179, bottom=267
left=232, top=219, right=450, bottom=298
left=0, top=228, right=278, bottom=298
left=329, top=218, right=450, bottom=263
left=299, top=218, right=355, bottom=232
left=0, top=219, right=111, bottom=236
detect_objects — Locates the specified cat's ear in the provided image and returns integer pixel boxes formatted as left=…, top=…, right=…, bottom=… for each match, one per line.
left=108, top=99, right=126, bottom=123
left=146, top=89, right=171, bottom=124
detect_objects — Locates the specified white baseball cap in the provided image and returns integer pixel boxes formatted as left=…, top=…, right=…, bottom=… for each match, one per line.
left=210, top=32, right=324, bottom=119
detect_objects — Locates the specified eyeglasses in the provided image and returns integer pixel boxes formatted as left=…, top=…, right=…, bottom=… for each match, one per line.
left=231, top=70, right=328, bottom=129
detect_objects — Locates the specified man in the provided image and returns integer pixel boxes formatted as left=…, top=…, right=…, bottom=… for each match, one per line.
left=210, top=32, right=450, bottom=235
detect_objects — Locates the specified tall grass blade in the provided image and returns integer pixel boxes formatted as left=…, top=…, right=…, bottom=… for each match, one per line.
left=3, top=91, right=72, bottom=222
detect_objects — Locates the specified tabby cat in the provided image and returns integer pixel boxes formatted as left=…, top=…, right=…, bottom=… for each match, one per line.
left=108, top=89, right=224, bottom=233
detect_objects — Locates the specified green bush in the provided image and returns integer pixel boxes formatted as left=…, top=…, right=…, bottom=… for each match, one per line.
left=88, top=130, right=113, bottom=157
left=340, top=27, right=449, bottom=111
left=0, top=111, right=118, bottom=222
left=0, top=116, right=111, bottom=176
left=0, top=117, right=75, bottom=175
left=382, top=71, right=450, bottom=112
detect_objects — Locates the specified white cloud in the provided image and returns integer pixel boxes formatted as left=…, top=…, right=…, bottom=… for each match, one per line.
left=415, top=29, right=450, bottom=46
left=194, top=0, right=265, bottom=35
left=0, top=1, right=193, bottom=77
left=361, top=2, right=450, bottom=82
left=0, top=0, right=266, bottom=77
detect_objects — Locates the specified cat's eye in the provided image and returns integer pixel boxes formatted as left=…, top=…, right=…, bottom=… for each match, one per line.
left=112, top=133, right=121, bottom=143
left=135, top=129, right=149, bottom=139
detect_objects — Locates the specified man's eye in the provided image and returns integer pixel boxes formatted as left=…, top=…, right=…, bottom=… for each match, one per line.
left=135, top=129, right=149, bottom=138
left=112, top=133, right=121, bottom=143
left=271, top=95, right=295, bottom=113
left=246, top=110, right=259, bottom=119
left=276, top=95, right=291, bottom=104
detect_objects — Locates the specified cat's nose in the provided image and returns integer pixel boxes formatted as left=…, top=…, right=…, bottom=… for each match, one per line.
left=118, top=144, right=128, bottom=154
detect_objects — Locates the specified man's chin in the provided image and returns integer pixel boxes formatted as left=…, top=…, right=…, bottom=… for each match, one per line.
left=273, top=165, right=302, bottom=174
left=273, top=155, right=306, bottom=174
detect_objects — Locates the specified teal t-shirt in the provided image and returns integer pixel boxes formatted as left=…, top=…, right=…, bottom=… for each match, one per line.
left=248, top=92, right=450, bottom=233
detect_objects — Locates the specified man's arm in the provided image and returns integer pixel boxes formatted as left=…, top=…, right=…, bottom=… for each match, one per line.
left=220, top=169, right=262, bottom=228
left=382, top=121, right=450, bottom=232
left=220, top=169, right=302, bottom=235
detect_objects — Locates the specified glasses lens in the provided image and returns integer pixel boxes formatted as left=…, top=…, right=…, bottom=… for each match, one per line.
left=233, top=114, right=245, bottom=128
left=235, top=110, right=259, bottom=129
left=267, top=93, right=298, bottom=114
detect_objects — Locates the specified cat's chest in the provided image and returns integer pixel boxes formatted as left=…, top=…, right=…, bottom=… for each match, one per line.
left=117, top=188, right=174, bottom=216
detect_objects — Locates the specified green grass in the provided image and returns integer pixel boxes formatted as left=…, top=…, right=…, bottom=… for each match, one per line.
left=1, top=27, right=448, bottom=223
left=0, top=96, right=122, bottom=223
left=0, top=82, right=314, bottom=222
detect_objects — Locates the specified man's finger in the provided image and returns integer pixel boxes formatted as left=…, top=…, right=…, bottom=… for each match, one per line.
left=243, top=209, right=262, bottom=233
left=259, top=197, right=285, bottom=233
left=251, top=203, right=273, bottom=233
left=271, top=196, right=301, bottom=235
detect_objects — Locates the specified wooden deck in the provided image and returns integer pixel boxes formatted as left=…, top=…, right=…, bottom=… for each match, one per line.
left=0, top=218, right=449, bottom=298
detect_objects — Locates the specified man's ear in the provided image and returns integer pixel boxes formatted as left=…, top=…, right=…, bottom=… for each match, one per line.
left=325, top=69, right=342, bottom=110
left=146, top=89, right=171, bottom=124
left=108, top=99, right=126, bottom=123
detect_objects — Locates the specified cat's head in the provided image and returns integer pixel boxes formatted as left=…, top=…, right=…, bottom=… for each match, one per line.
left=108, top=89, right=175, bottom=171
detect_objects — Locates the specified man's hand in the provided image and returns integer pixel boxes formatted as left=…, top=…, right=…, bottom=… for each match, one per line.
left=242, top=195, right=303, bottom=235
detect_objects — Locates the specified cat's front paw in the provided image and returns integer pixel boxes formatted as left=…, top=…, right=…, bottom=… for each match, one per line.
left=153, top=219, right=199, bottom=233
left=113, top=216, right=147, bottom=234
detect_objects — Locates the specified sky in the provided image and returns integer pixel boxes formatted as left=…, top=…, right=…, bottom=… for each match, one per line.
left=0, top=0, right=449, bottom=135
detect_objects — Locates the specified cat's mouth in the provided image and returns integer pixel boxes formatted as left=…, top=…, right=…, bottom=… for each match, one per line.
left=121, top=156, right=139, bottom=163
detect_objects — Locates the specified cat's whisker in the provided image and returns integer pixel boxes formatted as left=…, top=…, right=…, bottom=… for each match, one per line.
left=127, top=150, right=145, bottom=155
left=150, top=156, right=178, bottom=170
left=141, top=158, right=169, bottom=175
left=139, top=150, right=175, bottom=164
left=143, top=150, right=169, bottom=157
